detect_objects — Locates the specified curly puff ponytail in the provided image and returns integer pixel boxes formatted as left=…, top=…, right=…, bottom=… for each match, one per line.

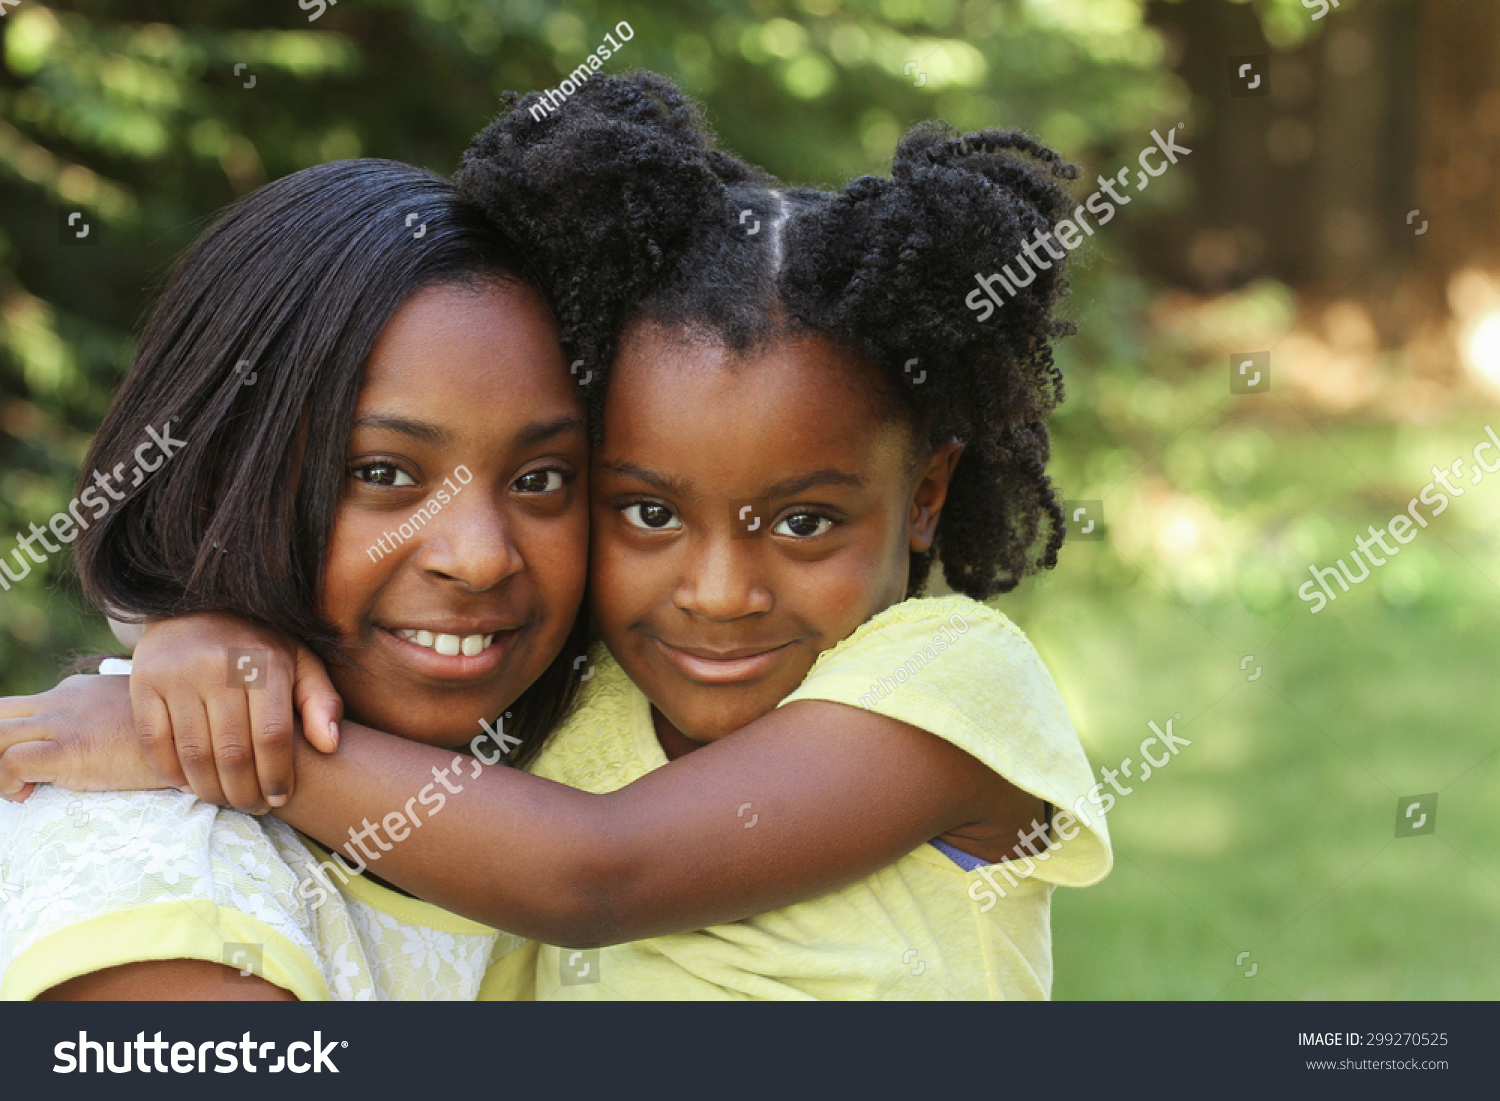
left=459, top=72, right=1080, bottom=600
left=781, top=122, right=1079, bottom=596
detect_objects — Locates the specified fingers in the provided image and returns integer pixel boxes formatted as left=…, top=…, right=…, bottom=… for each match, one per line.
left=248, top=658, right=296, bottom=808
left=0, top=694, right=39, bottom=722
left=166, top=693, right=227, bottom=808
left=0, top=714, right=46, bottom=757
left=204, top=689, right=266, bottom=813
left=0, top=740, right=57, bottom=798
left=293, top=644, right=343, bottom=754
left=131, top=684, right=187, bottom=789
left=0, top=719, right=48, bottom=803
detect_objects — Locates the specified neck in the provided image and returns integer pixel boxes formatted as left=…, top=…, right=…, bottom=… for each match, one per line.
left=651, top=706, right=703, bottom=761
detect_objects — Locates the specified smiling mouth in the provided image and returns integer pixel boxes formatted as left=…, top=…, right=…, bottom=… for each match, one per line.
left=390, top=628, right=500, bottom=658
left=652, top=638, right=795, bottom=685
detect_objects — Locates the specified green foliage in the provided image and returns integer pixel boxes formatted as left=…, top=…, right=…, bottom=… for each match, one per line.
left=0, top=0, right=1190, bottom=691
left=2, top=0, right=1492, bottom=1002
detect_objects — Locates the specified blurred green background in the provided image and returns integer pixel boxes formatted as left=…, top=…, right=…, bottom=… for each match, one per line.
left=2, top=0, right=1497, bottom=998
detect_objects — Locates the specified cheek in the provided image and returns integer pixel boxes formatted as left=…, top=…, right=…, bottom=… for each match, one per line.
left=779, top=565, right=876, bottom=651
left=587, top=525, right=655, bottom=624
left=317, top=514, right=386, bottom=635
left=798, top=520, right=903, bottom=609
left=525, top=506, right=590, bottom=627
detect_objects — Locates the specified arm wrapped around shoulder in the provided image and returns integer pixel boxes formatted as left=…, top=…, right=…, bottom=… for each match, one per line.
left=779, top=596, right=1112, bottom=888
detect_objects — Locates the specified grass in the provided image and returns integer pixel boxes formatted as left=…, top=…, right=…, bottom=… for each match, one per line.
left=1005, top=415, right=1500, bottom=1000
left=13, top=406, right=1500, bottom=1000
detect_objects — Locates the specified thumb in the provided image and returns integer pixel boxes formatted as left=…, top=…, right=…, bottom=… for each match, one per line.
left=292, top=644, right=343, bottom=754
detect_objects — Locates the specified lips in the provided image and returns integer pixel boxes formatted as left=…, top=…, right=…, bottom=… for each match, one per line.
left=651, top=637, right=794, bottom=685
left=376, top=622, right=525, bottom=681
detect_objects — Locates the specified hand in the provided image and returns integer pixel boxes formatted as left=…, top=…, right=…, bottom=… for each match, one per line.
left=131, top=613, right=343, bottom=813
left=0, top=675, right=171, bottom=800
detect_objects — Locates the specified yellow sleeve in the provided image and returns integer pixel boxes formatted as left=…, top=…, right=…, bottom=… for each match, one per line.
left=477, top=938, right=541, bottom=1000
left=5, top=900, right=330, bottom=1002
left=777, top=596, right=1111, bottom=887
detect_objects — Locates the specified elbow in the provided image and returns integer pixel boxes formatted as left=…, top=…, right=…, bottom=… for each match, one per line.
left=531, top=800, right=644, bottom=949
left=546, top=854, right=637, bottom=949
left=535, top=888, right=626, bottom=951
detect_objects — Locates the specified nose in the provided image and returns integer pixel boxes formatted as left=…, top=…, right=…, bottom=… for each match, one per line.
left=672, top=533, right=773, bottom=620
left=413, top=485, right=525, bottom=592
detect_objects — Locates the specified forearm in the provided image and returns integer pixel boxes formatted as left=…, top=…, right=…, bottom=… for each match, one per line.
left=275, top=724, right=620, bottom=945
left=269, top=704, right=992, bottom=948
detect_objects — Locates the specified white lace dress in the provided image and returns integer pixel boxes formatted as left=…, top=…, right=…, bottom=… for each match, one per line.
left=0, top=782, right=524, bottom=1000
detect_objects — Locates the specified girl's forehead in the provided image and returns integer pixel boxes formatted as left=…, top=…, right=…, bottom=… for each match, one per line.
left=613, top=325, right=875, bottom=398
left=598, top=328, right=917, bottom=484
left=360, top=283, right=563, bottom=397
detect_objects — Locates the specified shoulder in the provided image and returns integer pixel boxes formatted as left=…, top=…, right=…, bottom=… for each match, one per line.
left=780, top=596, right=1113, bottom=886
left=524, top=643, right=649, bottom=790
left=0, top=787, right=313, bottom=908
left=0, top=788, right=336, bottom=1000
left=784, top=594, right=1043, bottom=703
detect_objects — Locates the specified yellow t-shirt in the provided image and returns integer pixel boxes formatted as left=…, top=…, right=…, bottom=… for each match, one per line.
left=481, top=595, right=1111, bottom=1000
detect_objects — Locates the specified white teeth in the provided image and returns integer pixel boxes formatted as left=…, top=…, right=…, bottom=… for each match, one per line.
left=397, top=629, right=496, bottom=655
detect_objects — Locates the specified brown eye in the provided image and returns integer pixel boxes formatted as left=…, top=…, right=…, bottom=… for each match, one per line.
left=622, top=502, right=680, bottom=531
left=352, top=462, right=415, bottom=487
left=774, top=512, right=833, bottom=538
left=514, top=469, right=565, bottom=494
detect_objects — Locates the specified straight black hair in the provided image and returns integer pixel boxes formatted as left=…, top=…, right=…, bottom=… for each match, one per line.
left=73, top=158, right=584, bottom=766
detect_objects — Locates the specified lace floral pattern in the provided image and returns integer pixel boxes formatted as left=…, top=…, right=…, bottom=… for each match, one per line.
left=0, top=786, right=515, bottom=1000
left=527, top=643, right=655, bottom=793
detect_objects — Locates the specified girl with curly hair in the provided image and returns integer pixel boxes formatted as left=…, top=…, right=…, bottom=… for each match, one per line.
left=2, top=72, right=1110, bottom=1000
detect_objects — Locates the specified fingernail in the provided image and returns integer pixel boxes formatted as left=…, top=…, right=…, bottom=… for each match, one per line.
left=329, top=720, right=341, bottom=747
left=267, top=793, right=288, bottom=808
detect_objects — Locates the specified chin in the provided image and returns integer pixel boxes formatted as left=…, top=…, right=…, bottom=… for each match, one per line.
left=390, top=725, right=475, bottom=750
left=345, top=700, right=485, bottom=751
left=670, top=702, right=774, bottom=745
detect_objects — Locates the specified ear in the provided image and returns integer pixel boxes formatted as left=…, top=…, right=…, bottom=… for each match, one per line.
left=907, top=438, right=964, bottom=554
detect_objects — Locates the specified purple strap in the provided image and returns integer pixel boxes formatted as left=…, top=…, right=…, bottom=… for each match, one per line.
left=929, top=838, right=990, bottom=871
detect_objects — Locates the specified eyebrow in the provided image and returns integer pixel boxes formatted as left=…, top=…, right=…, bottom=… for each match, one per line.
left=760, top=470, right=866, bottom=497
left=598, top=459, right=695, bottom=499
left=515, top=413, right=588, bottom=448
left=599, top=460, right=864, bottom=499
left=352, top=414, right=451, bottom=447
left=352, top=413, right=586, bottom=450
